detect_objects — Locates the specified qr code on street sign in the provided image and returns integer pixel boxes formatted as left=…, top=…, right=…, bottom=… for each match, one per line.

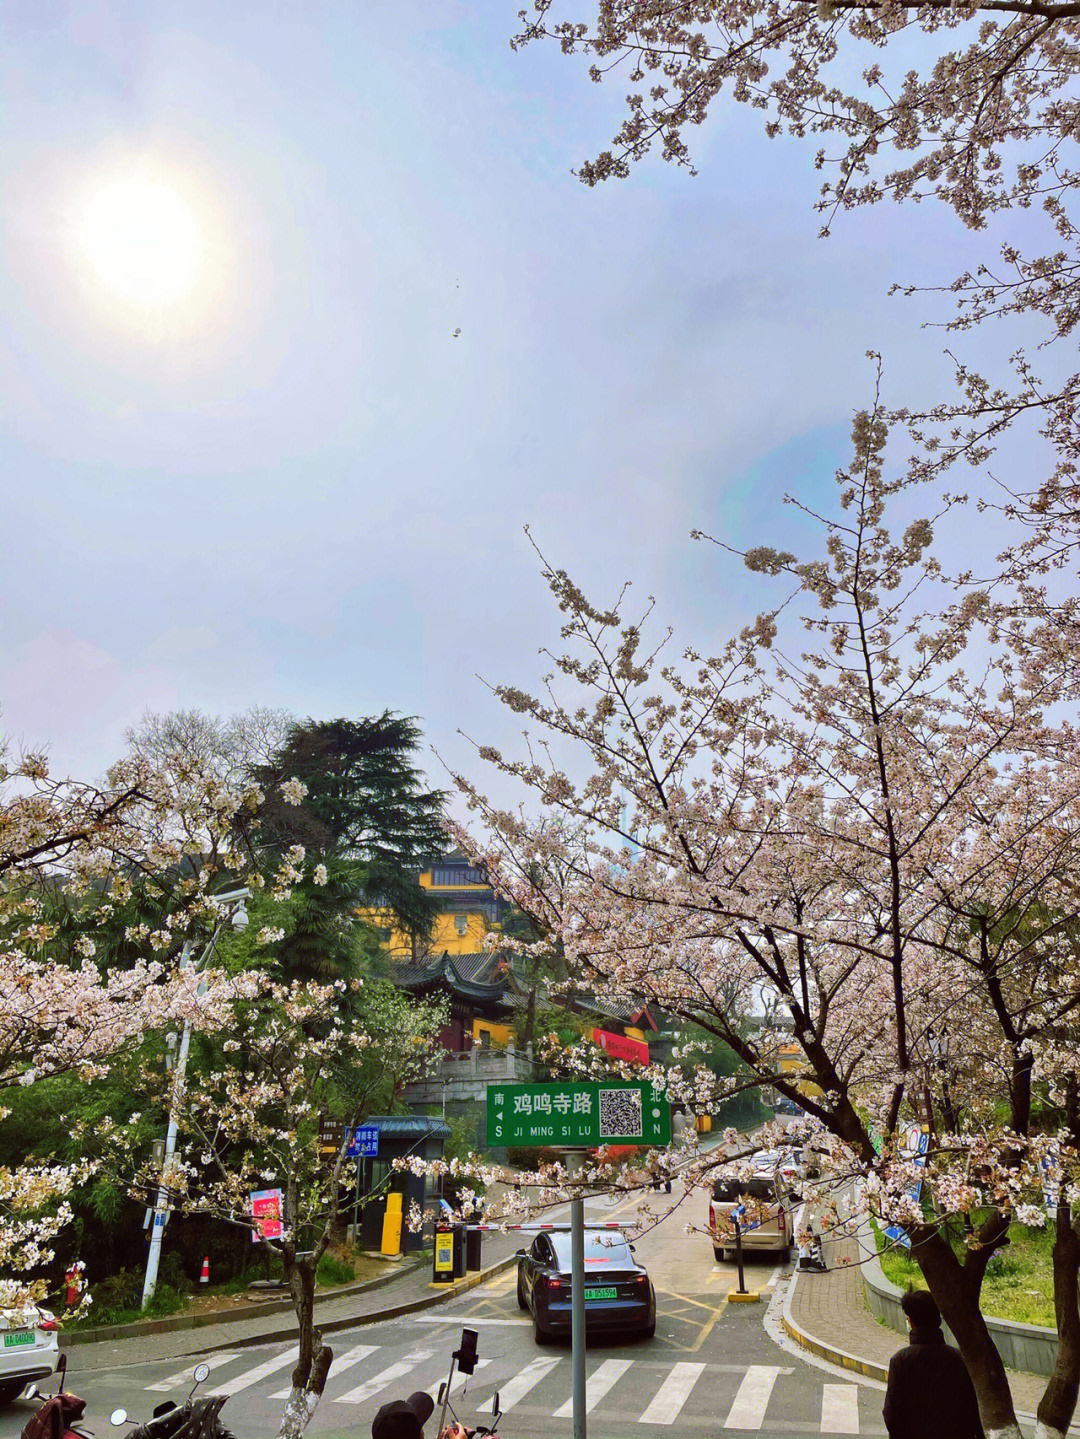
left=599, top=1087, right=643, bottom=1139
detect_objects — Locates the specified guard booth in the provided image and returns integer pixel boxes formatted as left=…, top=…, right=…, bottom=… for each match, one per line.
left=356, top=1116, right=451, bottom=1254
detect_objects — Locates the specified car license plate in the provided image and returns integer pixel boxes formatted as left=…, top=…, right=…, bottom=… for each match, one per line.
left=585, top=1287, right=618, bottom=1300
left=3, top=1330, right=34, bottom=1347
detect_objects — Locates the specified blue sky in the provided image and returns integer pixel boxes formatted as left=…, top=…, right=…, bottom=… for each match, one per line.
left=1, top=1, right=1010, bottom=796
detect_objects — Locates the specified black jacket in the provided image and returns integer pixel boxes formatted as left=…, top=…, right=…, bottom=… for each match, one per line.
left=882, top=1325, right=986, bottom=1439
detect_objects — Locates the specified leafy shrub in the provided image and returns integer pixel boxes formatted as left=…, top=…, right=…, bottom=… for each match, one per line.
left=316, top=1251, right=355, bottom=1287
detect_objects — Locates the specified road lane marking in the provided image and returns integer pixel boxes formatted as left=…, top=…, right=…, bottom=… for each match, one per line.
left=821, top=1383, right=860, bottom=1433
left=332, top=1349, right=434, bottom=1405
left=638, top=1361, right=706, bottom=1424
left=553, top=1358, right=633, bottom=1418
left=478, top=1356, right=559, bottom=1413
left=414, top=1315, right=530, bottom=1325
left=723, top=1365, right=781, bottom=1429
left=269, top=1343, right=379, bottom=1398
left=425, top=1356, right=492, bottom=1400
left=214, top=1348, right=299, bottom=1397
left=146, top=1353, right=241, bottom=1392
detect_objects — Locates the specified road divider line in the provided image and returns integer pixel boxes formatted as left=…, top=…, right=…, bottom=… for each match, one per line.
left=638, top=1361, right=706, bottom=1424
left=723, top=1365, right=781, bottom=1429
left=554, top=1357, right=633, bottom=1418
left=478, top=1356, right=559, bottom=1412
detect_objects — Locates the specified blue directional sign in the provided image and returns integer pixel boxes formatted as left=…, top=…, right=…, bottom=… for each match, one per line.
left=345, top=1125, right=379, bottom=1158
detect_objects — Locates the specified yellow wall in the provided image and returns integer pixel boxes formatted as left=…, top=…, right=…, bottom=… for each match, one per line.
left=624, top=1026, right=646, bottom=1042
left=776, top=1044, right=823, bottom=1097
left=472, top=1019, right=513, bottom=1048
left=357, top=903, right=499, bottom=959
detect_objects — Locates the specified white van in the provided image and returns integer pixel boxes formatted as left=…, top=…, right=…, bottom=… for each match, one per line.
left=707, top=1171, right=790, bottom=1261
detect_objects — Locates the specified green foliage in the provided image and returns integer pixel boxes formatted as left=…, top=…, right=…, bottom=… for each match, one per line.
left=75, top=1271, right=187, bottom=1328
left=872, top=1218, right=1055, bottom=1328
left=678, top=1022, right=768, bottom=1129
left=316, top=1251, right=355, bottom=1287
left=252, top=713, right=447, bottom=950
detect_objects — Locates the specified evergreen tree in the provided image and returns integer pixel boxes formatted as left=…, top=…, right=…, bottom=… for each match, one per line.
left=252, top=714, right=446, bottom=982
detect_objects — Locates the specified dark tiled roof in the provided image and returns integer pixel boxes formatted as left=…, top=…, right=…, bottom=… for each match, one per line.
left=394, top=950, right=512, bottom=1004
left=365, top=1115, right=451, bottom=1138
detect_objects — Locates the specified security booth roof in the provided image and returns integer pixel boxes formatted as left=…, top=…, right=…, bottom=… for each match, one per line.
left=364, top=1116, right=451, bottom=1140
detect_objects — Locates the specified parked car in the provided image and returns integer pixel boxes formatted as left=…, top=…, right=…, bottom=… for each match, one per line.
left=0, top=1304, right=60, bottom=1405
left=516, top=1228, right=656, bottom=1343
left=708, top=1172, right=791, bottom=1262
left=773, top=1142, right=808, bottom=1192
left=774, top=1097, right=803, bottom=1116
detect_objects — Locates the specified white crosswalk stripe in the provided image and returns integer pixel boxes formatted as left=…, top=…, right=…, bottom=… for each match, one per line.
left=638, top=1362, right=706, bottom=1425
left=145, top=1353, right=241, bottom=1393
left=140, top=1348, right=865, bottom=1432
left=425, top=1356, right=492, bottom=1402
left=477, top=1356, right=559, bottom=1413
left=723, top=1365, right=782, bottom=1430
left=821, top=1382, right=861, bottom=1433
left=269, top=1343, right=380, bottom=1398
left=332, top=1349, right=434, bottom=1406
left=213, top=1347, right=299, bottom=1398
left=553, top=1358, right=633, bottom=1419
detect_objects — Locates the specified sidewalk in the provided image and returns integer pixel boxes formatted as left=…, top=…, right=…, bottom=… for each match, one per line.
left=63, top=1231, right=524, bottom=1374
left=783, top=1198, right=1073, bottom=1432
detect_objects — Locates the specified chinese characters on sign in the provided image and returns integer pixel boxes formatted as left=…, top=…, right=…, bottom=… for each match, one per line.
left=485, top=1081, right=670, bottom=1148
left=250, top=1187, right=283, bottom=1241
left=591, top=1028, right=649, bottom=1064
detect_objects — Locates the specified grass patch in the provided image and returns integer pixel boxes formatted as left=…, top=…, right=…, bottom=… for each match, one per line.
left=871, top=1219, right=1054, bottom=1328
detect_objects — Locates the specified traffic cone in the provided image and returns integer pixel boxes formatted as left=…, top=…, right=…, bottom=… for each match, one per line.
left=200, top=1256, right=210, bottom=1285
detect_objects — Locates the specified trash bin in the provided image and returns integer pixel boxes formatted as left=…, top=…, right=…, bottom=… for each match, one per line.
left=465, top=1227, right=482, bottom=1272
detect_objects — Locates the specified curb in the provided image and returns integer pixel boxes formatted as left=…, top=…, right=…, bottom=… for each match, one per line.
left=191, top=1252, right=521, bottom=1354
left=60, top=1258, right=427, bottom=1349
left=781, top=1261, right=889, bottom=1381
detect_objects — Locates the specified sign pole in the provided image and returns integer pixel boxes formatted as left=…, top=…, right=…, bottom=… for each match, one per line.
left=734, top=1217, right=747, bottom=1295
left=571, top=1193, right=586, bottom=1439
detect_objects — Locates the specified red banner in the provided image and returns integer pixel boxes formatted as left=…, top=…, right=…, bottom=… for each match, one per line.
left=251, top=1188, right=283, bottom=1240
left=591, top=1028, right=649, bottom=1065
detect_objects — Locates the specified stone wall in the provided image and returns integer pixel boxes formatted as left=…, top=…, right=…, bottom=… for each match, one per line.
left=857, top=1222, right=1059, bottom=1377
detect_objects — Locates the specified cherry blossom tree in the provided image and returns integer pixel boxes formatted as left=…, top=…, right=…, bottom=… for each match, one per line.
left=514, top=0, right=1080, bottom=581
left=109, top=978, right=445, bottom=1439
left=454, top=393, right=1080, bottom=1438
left=0, top=735, right=287, bottom=1312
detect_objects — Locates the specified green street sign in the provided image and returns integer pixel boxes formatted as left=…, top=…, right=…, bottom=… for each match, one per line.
left=485, top=1081, right=671, bottom=1149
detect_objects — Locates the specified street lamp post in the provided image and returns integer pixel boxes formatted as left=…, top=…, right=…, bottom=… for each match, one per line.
left=141, top=888, right=250, bottom=1309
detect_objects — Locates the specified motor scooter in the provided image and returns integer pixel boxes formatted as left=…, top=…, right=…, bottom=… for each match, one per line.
left=21, top=1354, right=92, bottom=1439
left=109, top=1362, right=235, bottom=1439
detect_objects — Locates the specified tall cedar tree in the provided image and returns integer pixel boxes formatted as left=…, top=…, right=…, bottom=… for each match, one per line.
left=252, top=716, right=446, bottom=980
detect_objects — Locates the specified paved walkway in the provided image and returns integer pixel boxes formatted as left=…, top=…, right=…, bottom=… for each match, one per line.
left=786, top=1197, right=1062, bottom=1427
left=65, top=1232, right=523, bottom=1373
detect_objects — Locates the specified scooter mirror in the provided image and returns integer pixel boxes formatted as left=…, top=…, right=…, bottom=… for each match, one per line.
left=492, top=1390, right=501, bottom=1418
left=437, top=1383, right=446, bottom=1404
left=24, top=1386, right=39, bottom=1401
left=193, top=1363, right=210, bottom=1385
left=110, top=1409, right=128, bottom=1426
left=57, top=1354, right=67, bottom=1375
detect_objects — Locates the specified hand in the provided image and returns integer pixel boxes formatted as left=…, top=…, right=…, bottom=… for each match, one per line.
left=437, top=1426, right=471, bottom=1439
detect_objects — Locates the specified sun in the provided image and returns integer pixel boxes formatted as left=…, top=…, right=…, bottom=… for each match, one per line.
left=75, top=170, right=208, bottom=310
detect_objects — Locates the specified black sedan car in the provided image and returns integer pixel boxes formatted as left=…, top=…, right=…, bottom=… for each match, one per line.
left=516, top=1228, right=656, bottom=1343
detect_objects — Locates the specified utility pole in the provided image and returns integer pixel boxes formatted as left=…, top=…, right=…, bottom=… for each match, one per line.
left=142, top=889, right=250, bottom=1309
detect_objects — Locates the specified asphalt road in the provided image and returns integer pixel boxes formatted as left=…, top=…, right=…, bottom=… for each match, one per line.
left=1, top=1188, right=887, bottom=1439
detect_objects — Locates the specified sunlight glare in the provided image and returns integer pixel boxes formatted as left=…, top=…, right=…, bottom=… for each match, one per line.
left=76, top=171, right=207, bottom=310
